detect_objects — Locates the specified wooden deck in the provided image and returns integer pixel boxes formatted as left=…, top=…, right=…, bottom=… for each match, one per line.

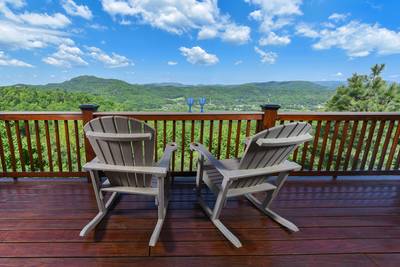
left=1, top=177, right=400, bottom=266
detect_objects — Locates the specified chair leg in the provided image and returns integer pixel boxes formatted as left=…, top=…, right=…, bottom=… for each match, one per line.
left=195, top=156, right=204, bottom=196
left=80, top=191, right=118, bottom=236
left=245, top=193, right=299, bottom=232
left=149, top=219, right=165, bottom=247
left=198, top=194, right=243, bottom=248
left=149, top=176, right=169, bottom=247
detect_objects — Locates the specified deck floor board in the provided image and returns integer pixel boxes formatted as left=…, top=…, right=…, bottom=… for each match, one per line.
left=0, top=178, right=398, bottom=266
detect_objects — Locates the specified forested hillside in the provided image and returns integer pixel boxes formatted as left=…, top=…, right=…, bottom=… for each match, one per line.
left=1, top=76, right=334, bottom=112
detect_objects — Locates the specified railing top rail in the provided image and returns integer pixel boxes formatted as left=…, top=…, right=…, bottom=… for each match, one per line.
left=94, top=111, right=264, bottom=120
left=0, top=111, right=82, bottom=120
left=279, top=111, right=400, bottom=121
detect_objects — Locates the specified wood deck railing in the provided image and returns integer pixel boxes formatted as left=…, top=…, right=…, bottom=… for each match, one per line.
left=1, top=104, right=399, bottom=179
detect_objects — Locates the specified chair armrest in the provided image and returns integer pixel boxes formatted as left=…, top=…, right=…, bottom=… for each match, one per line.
left=224, top=160, right=301, bottom=180
left=156, top=143, right=178, bottom=169
left=256, top=133, right=313, bottom=147
left=83, top=159, right=168, bottom=177
left=189, top=143, right=230, bottom=175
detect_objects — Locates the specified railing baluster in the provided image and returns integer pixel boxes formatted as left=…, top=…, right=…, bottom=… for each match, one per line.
left=245, top=120, right=251, bottom=137
left=351, top=121, right=367, bottom=170
left=395, top=143, right=400, bottom=170
left=234, top=120, right=242, bottom=158
left=24, top=120, right=34, bottom=171
left=368, top=120, right=386, bottom=170
left=34, top=120, right=44, bottom=172
left=5, top=121, right=16, bottom=172
left=317, top=121, right=331, bottom=170
left=14, top=120, right=26, bottom=172
left=200, top=120, right=204, bottom=144
left=360, top=121, right=376, bottom=170
left=326, top=120, right=340, bottom=171
left=378, top=120, right=395, bottom=170
left=216, top=120, right=223, bottom=159
left=309, top=120, right=321, bottom=170
left=64, top=120, right=72, bottom=172
left=225, top=120, right=233, bottom=159
left=189, top=120, right=195, bottom=171
left=44, top=120, right=53, bottom=172
left=74, top=120, right=81, bottom=171
left=54, top=120, right=62, bottom=172
left=208, top=120, right=214, bottom=152
left=181, top=120, right=185, bottom=172
left=300, top=121, right=313, bottom=169
left=154, top=120, right=158, bottom=161
left=163, top=120, right=167, bottom=150
left=0, top=126, right=6, bottom=173
left=386, top=121, right=400, bottom=170
left=334, top=120, right=349, bottom=171
left=172, top=120, right=176, bottom=171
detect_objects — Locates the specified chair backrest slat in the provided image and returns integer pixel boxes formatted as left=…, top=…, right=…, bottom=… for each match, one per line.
left=227, top=122, right=311, bottom=190
left=240, top=122, right=312, bottom=170
left=84, top=116, right=155, bottom=188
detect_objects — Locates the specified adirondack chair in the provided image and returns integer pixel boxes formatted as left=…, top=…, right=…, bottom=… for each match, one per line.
left=190, top=122, right=313, bottom=248
left=79, top=116, right=177, bottom=246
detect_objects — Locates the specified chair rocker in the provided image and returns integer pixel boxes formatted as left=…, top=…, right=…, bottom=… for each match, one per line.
left=79, top=116, right=177, bottom=246
left=190, top=122, right=313, bottom=248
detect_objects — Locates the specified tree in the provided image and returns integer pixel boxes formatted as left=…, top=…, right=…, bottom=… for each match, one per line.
left=325, top=64, right=400, bottom=112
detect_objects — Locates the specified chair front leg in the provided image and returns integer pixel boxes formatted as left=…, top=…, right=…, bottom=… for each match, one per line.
left=195, top=155, right=205, bottom=196
left=149, top=176, right=168, bottom=246
left=80, top=170, right=117, bottom=237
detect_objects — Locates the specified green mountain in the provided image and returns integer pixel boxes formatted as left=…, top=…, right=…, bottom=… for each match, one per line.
left=1, top=76, right=336, bottom=112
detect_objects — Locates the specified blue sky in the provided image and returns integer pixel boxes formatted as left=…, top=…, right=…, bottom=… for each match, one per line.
left=0, top=0, right=399, bottom=85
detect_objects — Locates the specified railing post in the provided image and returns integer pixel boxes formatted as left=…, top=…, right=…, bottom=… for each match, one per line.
left=260, top=104, right=281, bottom=130
left=79, top=104, right=99, bottom=163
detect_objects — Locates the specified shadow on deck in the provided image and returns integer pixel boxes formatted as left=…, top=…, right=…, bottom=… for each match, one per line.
left=0, top=177, right=400, bottom=266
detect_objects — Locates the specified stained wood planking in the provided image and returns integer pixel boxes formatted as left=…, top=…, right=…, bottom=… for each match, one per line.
left=1, top=178, right=400, bottom=266
left=0, top=254, right=377, bottom=267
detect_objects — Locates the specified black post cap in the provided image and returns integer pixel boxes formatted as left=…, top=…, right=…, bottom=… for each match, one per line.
left=260, top=104, right=281, bottom=110
left=79, top=104, right=99, bottom=111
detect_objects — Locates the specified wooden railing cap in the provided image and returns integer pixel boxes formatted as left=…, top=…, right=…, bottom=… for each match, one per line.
left=79, top=104, right=99, bottom=111
left=261, top=104, right=281, bottom=110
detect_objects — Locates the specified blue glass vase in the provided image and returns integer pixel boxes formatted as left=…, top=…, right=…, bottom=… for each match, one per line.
left=187, top=97, right=194, bottom=112
left=199, top=97, right=206, bottom=113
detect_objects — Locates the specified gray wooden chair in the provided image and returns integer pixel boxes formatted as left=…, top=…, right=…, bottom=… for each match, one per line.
left=190, top=122, right=313, bottom=248
left=79, top=116, right=177, bottom=246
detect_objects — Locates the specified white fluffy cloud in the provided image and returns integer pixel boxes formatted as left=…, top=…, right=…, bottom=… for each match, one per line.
left=0, top=1, right=73, bottom=50
left=15, top=12, right=71, bottom=29
left=87, top=46, right=132, bottom=68
left=167, top=61, right=178, bottom=66
left=334, top=72, right=343, bottom=77
left=62, top=0, right=93, bottom=20
left=328, top=13, right=349, bottom=22
left=0, top=50, right=33, bottom=67
left=295, top=23, right=319, bottom=38
left=0, top=1, right=71, bottom=29
left=43, top=44, right=88, bottom=67
left=246, top=0, right=302, bottom=48
left=254, top=46, right=277, bottom=64
left=246, top=0, right=302, bottom=32
left=179, top=46, right=219, bottom=65
left=259, top=32, right=290, bottom=46
left=0, top=20, right=73, bottom=49
left=101, top=0, right=250, bottom=44
left=297, top=20, right=400, bottom=57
